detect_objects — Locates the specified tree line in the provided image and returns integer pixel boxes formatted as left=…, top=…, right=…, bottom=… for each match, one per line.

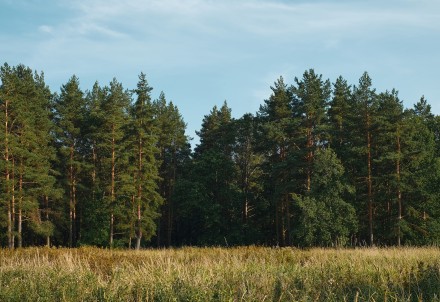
left=1, top=63, right=439, bottom=248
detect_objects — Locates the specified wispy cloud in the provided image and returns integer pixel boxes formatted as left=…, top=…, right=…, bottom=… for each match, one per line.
left=43, top=0, right=439, bottom=60
left=38, top=25, right=53, bottom=34
left=2, top=0, right=439, bottom=134
left=26, top=0, right=440, bottom=94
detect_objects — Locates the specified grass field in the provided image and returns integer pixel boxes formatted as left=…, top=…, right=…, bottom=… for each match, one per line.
left=0, top=246, right=439, bottom=301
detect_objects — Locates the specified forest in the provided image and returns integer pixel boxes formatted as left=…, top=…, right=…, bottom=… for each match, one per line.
left=1, top=63, right=440, bottom=249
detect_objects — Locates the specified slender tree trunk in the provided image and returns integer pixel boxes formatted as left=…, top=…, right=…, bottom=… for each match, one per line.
left=285, top=193, right=291, bottom=246
left=243, top=193, right=249, bottom=224
left=275, top=197, right=280, bottom=246
left=89, top=141, right=99, bottom=246
left=396, top=132, right=402, bottom=247
left=136, top=203, right=142, bottom=250
left=45, top=195, right=50, bottom=247
left=242, top=160, right=249, bottom=225
left=306, top=125, right=313, bottom=192
left=4, top=100, right=13, bottom=249
left=11, top=159, right=15, bottom=248
left=167, top=149, right=177, bottom=246
left=69, top=145, right=74, bottom=247
left=110, top=125, right=115, bottom=247
left=129, top=221, right=133, bottom=250
left=281, top=199, right=286, bottom=246
left=110, top=213, right=114, bottom=247
left=242, top=140, right=251, bottom=229
left=7, top=201, right=12, bottom=249
left=92, top=142, right=97, bottom=200
left=243, top=178, right=249, bottom=243
left=366, top=114, right=373, bottom=246
left=136, top=137, right=143, bottom=250
left=129, top=194, right=135, bottom=249
left=73, top=178, right=77, bottom=244
left=18, top=161, right=23, bottom=248
left=279, top=145, right=287, bottom=246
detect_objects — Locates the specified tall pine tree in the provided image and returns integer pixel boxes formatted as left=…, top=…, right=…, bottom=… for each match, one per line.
left=129, top=73, right=163, bottom=249
left=54, top=75, right=87, bottom=247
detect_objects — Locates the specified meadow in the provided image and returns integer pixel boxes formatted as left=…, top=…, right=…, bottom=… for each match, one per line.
left=0, top=246, right=439, bottom=301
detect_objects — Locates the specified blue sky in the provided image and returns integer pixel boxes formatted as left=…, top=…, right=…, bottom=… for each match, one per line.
left=1, top=0, right=439, bottom=144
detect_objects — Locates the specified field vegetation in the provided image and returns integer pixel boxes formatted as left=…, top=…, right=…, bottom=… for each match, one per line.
left=1, top=247, right=440, bottom=301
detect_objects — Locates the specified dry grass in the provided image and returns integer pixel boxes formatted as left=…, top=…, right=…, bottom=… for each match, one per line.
left=0, top=246, right=439, bottom=301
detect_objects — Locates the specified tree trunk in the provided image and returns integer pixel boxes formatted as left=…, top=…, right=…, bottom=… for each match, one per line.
left=281, top=199, right=286, bottom=246
left=135, top=137, right=143, bottom=250
left=167, top=148, right=177, bottom=247
left=110, top=213, right=114, bottom=247
left=4, top=99, right=14, bottom=249
left=45, top=195, right=50, bottom=247
left=73, top=178, right=77, bottom=244
left=366, top=114, right=374, bottom=246
left=11, top=159, right=15, bottom=248
left=136, top=203, right=142, bottom=250
left=279, top=145, right=287, bottom=246
left=7, top=203, right=12, bottom=249
left=110, top=125, right=115, bottom=247
left=396, top=132, right=402, bottom=246
left=18, top=161, right=23, bottom=248
left=69, top=144, right=74, bottom=247
left=92, top=141, right=97, bottom=200
left=242, top=140, right=251, bottom=228
left=306, top=124, right=313, bottom=192
left=242, top=163, right=249, bottom=225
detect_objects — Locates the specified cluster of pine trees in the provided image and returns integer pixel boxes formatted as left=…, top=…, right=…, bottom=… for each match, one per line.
left=1, top=63, right=440, bottom=248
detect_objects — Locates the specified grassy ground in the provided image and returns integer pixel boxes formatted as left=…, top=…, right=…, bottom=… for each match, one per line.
left=0, top=246, right=439, bottom=301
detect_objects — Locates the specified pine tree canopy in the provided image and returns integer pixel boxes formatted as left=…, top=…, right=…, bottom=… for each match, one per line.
left=1, top=63, right=440, bottom=248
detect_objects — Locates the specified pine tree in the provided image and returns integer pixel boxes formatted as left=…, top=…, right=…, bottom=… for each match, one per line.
left=0, top=63, right=16, bottom=248
left=96, top=79, right=131, bottom=247
left=351, top=72, right=378, bottom=246
left=257, top=76, right=296, bottom=246
left=129, top=73, right=163, bottom=249
left=375, top=90, right=404, bottom=245
left=0, top=64, right=58, bottom=247
left=400, top=103, right=437, bottom=244
left=290, top=69, right=331, bottom=192
left=54, top=75, right=87, bottom=247
left=232, top=113, right=265, bottom=243
left=328, top=76, right=352, bottom=159
left=79, top=82, right=108, bottom=246
left=153, top=91, right=188, bottom=247
left=184, top=102, right=239, bottom=245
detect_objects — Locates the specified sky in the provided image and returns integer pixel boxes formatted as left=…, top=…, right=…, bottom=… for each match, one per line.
left=1, top=0, right=439, bottom=146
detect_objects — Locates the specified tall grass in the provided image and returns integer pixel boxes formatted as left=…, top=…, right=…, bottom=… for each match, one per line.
left=0, top=246, right=439, bottom=301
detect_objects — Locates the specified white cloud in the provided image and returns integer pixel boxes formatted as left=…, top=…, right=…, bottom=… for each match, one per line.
left=3, top=0, right=439, bottom=126
left=49, top=0, right=439, bottom=54
left=38, top=25, right=53, bottom=34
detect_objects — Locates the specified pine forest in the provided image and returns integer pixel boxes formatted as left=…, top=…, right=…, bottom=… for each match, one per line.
left=1, top=63, right=440, bottom=249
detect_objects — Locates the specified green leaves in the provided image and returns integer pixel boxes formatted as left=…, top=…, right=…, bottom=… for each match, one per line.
left=295, top=149, right=357, bottom=247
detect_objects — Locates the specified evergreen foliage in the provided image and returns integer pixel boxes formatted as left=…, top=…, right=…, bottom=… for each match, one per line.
left=1, top=62, right=440, bottom=247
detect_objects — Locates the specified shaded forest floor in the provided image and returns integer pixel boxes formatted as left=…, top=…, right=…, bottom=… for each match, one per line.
left=1, top=246, right=440, bottom=301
